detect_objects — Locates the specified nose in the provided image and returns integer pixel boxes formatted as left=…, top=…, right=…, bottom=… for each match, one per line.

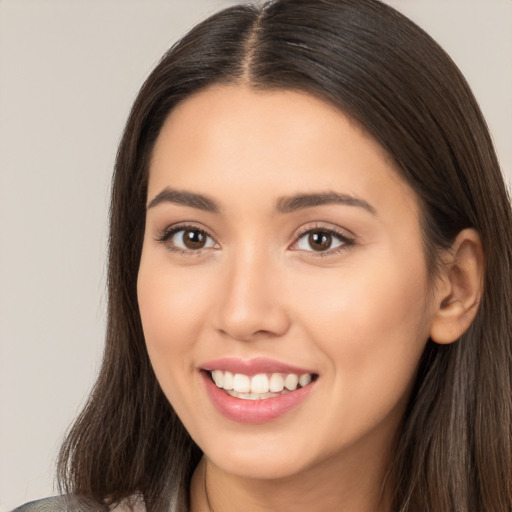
left=213, top=247, right=291, bottom=342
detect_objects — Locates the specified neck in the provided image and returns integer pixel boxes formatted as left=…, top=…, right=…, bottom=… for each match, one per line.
left=190, top=447, right=394, bottom=512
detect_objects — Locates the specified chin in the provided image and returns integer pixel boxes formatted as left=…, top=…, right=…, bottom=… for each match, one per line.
left=194, top=425, right=323, bottom=481
left=208, top=450, right=310, bottom=481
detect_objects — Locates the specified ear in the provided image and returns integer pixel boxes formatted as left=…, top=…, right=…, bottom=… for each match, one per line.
left=429, top=228, right=484, bottom=345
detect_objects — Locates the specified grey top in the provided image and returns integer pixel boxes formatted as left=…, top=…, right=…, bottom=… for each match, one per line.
left=11, top=496, right=147, bottom=512
left=11, top=496, right=103, bottom=512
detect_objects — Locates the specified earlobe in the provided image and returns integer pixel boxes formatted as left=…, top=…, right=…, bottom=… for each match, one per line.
left=429, top=229, right=484, bottom=345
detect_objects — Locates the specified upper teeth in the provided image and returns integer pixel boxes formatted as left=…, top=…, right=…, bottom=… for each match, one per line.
left=211, top=370, right=312, bottom=394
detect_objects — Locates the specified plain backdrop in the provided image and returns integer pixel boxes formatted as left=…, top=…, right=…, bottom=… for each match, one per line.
left=0, top=1, right=510, bottom=510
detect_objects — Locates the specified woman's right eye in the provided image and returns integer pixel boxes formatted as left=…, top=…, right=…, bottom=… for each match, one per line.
left=158, top=226, right=219, bottom=253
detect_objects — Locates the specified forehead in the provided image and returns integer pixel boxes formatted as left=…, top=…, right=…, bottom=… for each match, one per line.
left=148, top=84, right=418, bottom=219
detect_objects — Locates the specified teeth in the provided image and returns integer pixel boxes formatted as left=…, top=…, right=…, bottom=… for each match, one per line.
left=210, top=370, right=315, bottom=398
left=299, top=373, right=312, bottom=387
left=251, top=374, right=269, bottom=394
left=284, top=373, right=299, bottom=391
left=223, top=371, right=234, bottom=390
left=233, top=373, right=251, bottom=393
left=228, top=390, right=280, bottom=400
left=212, top=370, right=223, bottom=388
left=269, top=373, right=284, bottom=392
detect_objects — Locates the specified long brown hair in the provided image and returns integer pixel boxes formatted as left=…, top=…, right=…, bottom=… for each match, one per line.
left=57, top=1, right=512, bottom=511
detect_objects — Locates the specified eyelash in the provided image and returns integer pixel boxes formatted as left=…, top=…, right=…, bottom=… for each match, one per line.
left=155, top=223, right=355, bottom=256
left=293, top=225, right=355, bottom=257
left=156, top=224, right=216, bottom=255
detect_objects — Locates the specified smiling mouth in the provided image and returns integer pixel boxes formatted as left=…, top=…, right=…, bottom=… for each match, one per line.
left=205, top=370, right=318, bottom=400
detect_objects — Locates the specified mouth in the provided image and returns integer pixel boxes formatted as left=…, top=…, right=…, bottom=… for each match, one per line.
left=199, top=357, right=319, bottom=423
left=203, top=369, right=319, bottom=401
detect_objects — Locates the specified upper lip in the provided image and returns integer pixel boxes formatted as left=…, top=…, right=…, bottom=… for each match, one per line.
left=200, top=357, right=317, bottom=376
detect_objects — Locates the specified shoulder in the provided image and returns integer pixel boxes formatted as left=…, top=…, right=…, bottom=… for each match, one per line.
left=10, top=495, right=146, bottom=512
left=10, top=495, right=105, bottom=512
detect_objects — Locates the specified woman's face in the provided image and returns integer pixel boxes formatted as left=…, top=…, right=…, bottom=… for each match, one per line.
left=137, top=85, right=437, bottom=480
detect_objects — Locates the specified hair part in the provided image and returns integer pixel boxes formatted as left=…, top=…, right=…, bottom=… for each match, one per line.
left=58, top=1, right=512, bottom=511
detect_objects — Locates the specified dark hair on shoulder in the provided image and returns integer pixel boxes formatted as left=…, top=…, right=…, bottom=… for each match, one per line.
left=57, top=1, right=512, bottom=511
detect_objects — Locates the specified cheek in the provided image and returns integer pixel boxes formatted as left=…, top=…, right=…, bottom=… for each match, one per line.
left=297, top=249, right=429, bottom=335
left=137, top=260, right=211, bottom=354
left=136, top=259, right=216, bottom=421
left=136, top=258, right=216, bottom=412
left=294, top=248, right=431, bottom=401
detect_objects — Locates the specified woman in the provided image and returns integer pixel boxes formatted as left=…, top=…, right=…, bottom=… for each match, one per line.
left=14, top=0, right=512, bottom=511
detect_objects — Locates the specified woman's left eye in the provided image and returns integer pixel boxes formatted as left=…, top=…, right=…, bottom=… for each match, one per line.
left=292, top=228, right=353, bottom=254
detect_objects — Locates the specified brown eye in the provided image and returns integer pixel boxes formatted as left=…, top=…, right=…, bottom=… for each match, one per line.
left=160, top=226, right=218, bottom=252
left=182, top=229, right=207, bottom=250
left=292, top=227, right=351, bottom=254
left=308, top=231, right=332, bottom=251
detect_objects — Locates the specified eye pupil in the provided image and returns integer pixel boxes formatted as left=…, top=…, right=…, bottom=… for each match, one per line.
left=308, top=232, right=332, bottom=251
left=183, top=230, right=206, bottom=249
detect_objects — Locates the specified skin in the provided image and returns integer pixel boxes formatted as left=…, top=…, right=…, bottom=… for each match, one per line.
left=137, top=85, right=481, bottom=511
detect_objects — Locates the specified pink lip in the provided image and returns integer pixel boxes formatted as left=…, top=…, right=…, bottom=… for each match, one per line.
left=199, top=357, right=318, bottom=424
left=200, top=357, right=315, bottom=376
left=201, top=373, right=316, bottom=424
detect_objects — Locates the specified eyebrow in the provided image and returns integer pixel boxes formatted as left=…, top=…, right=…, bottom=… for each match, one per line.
left=147, top=187, right=376, bottom=216
left=276, top=192, right=376, bottom=215
left=147, top=187, right=219, bottom=213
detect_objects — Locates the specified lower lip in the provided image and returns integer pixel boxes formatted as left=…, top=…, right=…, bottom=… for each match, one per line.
left=201, top=371, right=316, bottom=424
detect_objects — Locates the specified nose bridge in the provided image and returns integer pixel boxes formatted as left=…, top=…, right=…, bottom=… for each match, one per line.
left=215, top=241, right=290, bottom=341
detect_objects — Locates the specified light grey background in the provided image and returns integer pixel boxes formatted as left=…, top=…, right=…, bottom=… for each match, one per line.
left=0, top=1, right=510, bottom=510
